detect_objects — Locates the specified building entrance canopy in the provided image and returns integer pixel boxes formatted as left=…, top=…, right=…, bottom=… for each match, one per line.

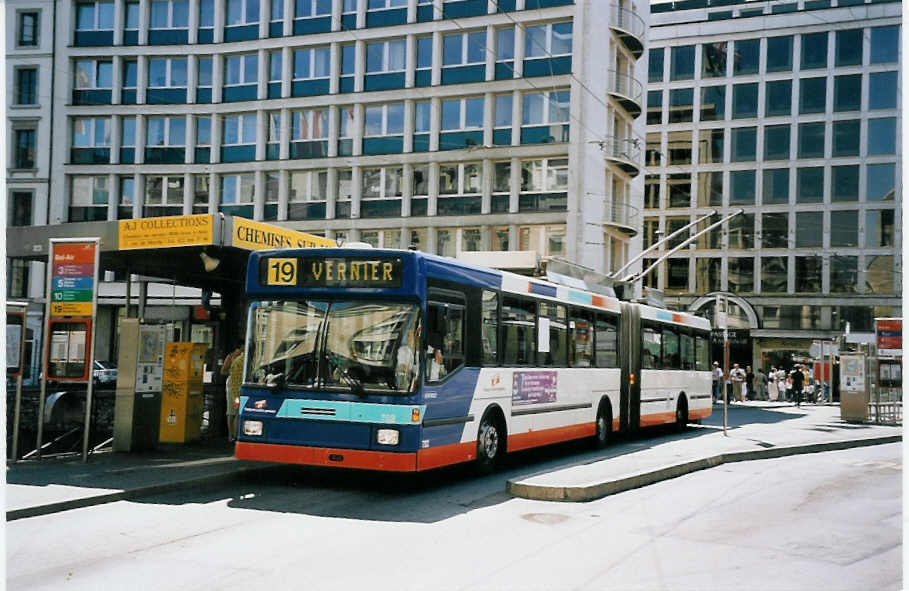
left=6, top=214, right=333, bottom=293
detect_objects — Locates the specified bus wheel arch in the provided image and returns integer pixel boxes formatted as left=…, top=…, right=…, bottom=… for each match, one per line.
left=476, top=405, right=506, bottom=473
left=675, top=393, right=689, bottom=431
left=594, top=397, right=613, bottom=449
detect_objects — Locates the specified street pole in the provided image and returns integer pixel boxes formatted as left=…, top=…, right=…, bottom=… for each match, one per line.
left=722, top=295, right=729, bottom=436
left=12, top=373, right=23, bottom=462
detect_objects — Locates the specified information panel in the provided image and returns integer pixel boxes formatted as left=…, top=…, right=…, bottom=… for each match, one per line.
left=50, top=242, right=96, bottom=317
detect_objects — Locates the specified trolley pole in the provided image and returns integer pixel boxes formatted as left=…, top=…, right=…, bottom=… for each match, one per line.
left=12, top=373, right=23, bottom=462
left=720, top=294, right=729, bottom=436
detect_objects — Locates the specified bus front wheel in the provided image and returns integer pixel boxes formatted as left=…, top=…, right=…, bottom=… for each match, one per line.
left=594, top=402, right=612, bottom=450
left=675, top=396, right=688, bottom=432
left=476, top=413, right=503, bottom=474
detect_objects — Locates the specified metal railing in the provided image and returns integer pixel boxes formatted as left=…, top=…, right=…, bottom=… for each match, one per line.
left=610, top=4, right=646, bottom=44
left=607, top=70, right=644, bottom=104
left=600, top=136, right=644, bottom=169
left=603, top=200, right=640, bottom=230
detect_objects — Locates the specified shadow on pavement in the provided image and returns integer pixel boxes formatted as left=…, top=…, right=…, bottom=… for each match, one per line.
left=703, top=404, right=807, bottom=429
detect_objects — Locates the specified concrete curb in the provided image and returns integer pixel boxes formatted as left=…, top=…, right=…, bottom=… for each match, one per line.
left=506, top=434, right=902, bottom=503
left=7, top=464, right=279, bottom=522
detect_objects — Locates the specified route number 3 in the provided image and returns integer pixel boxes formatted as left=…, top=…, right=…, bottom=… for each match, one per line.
left=267, top=258, right=298, bottom=286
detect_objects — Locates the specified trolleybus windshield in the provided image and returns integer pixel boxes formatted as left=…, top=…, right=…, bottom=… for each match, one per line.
left=246, top=300, right=422, bottom=394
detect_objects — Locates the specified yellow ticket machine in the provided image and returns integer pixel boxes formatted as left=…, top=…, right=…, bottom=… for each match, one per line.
left=159, top=342, right=207, bottom=443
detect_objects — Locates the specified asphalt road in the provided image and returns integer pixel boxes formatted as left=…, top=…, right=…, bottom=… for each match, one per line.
left=7, top=441, right=901, bottom=591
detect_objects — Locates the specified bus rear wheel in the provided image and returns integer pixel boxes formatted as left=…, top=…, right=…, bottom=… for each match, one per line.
left=476, top=413, right=503, bottom=474
left=593, top=403, right=612, bottom=449
left=675, top=396, right=688, bottom=432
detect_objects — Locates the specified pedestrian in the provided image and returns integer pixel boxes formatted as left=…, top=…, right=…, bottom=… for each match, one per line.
left=731, top=363, right=746, bottom=402
left=222, top=346, right=244, bottom=441
left=789, top=364, right=805, bottom=407
left=711, top=361, right=723, bottom=402
left=768, top=366, right=779, bottom=401
left=754, top=367, right=768, bottom=400
left=745, top=366, right=755, bottom=400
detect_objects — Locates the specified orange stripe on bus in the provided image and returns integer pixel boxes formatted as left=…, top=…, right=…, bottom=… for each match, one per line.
left=235, top=441, right=417, bottom=471
left=689, top=408, right=713, bottom=420
left=416, top=442, right=476, bottom=471
left=507, top=423, right=596, bottom=452
left=639, top=411, right=676, bottom=427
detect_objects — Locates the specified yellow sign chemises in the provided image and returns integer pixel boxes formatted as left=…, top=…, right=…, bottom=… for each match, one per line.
left=118, top=214, right=214, bottom=250
left=232, top=217, right=334, bottom=251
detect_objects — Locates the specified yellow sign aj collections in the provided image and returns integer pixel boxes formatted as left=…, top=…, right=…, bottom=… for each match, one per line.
left=118, top=214, right=214, bottom=250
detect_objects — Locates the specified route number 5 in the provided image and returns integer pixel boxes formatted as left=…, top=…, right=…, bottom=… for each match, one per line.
left=267, top=258, right=298, bottom=286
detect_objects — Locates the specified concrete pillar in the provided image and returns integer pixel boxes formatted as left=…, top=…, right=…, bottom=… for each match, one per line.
left=278, top=169, right=289, bottom=220
left=137, top=56, right=147, bottom=105
left=330, top=42, right=340, bottom=94
left=138, top=0, right=149, bottom=44
left=135, top=115, right=146, bottom=164
left=257, top=48, right=268, bottom=99
left=254, top=170, right=265, bottom=220
left=402, top=162, right=413, bottom=217
left=183, top=172, right=193, bottom=214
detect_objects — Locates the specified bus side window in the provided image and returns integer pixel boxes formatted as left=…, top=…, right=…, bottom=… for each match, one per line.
left=426, top=301, right=465, bottom=382
left=594, top=313, right=618, bottom=368
left=481, top=290, right=498, bottom=365
left=695, top=334, right=710, bottom=370
left=680, top=331, right=695, bottom=370
left=663, top=327, right=680, bottom=369
left=538, top=301, right=567, bottom=366
left=570, top=309, right=594, bottom=368
left=642, top=326, right=661, bottom=370
left=502, top=296, right=535, bottom=365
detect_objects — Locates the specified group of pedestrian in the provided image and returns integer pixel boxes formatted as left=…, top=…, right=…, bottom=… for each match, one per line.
left=710, top=362, right=813, bottom=407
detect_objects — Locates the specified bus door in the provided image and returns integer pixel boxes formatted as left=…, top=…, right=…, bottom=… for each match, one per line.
left=619, top=303, right=641, bottom=433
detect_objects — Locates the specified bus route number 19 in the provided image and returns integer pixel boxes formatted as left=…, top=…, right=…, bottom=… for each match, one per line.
left=267, top=258, right=298, bottom=286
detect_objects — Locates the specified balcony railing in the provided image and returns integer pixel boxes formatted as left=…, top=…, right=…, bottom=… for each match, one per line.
left=610, top=4, right=645, bottom=58
left=602, top=200, right=640, bottom=236
left=600, top=136, right=643, bottom=176
left=607, top=70, right=643, bottom=118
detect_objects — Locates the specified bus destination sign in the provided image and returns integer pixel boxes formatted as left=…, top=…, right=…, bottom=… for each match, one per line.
left=263, top=257, right=403, bottom=288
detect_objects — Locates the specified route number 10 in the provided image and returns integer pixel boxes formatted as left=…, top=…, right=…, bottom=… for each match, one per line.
left=267, top=258, right=298, bottom=286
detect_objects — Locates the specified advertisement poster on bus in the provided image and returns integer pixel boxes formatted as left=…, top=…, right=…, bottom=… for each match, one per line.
left=875, top=318, right=902, bottom=357
left=512, top=371, right=558, bottom=405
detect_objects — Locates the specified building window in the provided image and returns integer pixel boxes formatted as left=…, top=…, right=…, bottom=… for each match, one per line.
left=441, top=97, right=483, bottom=131
left=865, top=210, right=895, bottom=248
left=121, top=117, right=136, bottom=148
left=832, top=120, right=860, bottom=157
left=835, top=29, right=863, bottom=67
left=14, top=129, right=36, bottom=169
left=801, top=32, right=827, bottom=69
left=727, top=258, right=754, bottom=293
left=797, top=167, right=824, bottom=203
left=833, top=75, right=861, bottom=112
left=72, top=117, right=111, bottom=148
left=732, top=83, right=758, bottom=119
left=364, top=103, right=405, bottom=136
left=293, top=47, right=330, bottom=80
left=520, top=159, right=568, bottom=193
left=366, top=39, right=406, bottom=73
left=795, top=257, right=822, bottom=292
left=76, top=1, right=114, bottom=31
left=74, top=59, right=112, bottom=90
left=521, top=90, right=569, bottom=141
left=830, top=210, right=858, bottom=247
left=830, top=256, right=858, bottom=293
left=125, top=1, right=139, bottom=30
left=765, top=80, right=791, bottom=117
left=146, top=116, right=185, bottom=146
left=271, top=0, right=284, bottom=22
left=123, top=59, right=137, bottom=90
left=220, top=173, right=255, bottom=205
left=416, top=35, right=433, bottom=71
left=869, top=71, right=898, bottom=110
left=71, top=176, right=110, bottom=216
left=867, top=118, right=897, bottom=155
left=119, top=176, right=136, bottom=217
left=730, top=127, right=756, bottom=162
left=223, top=114, right=257, bottom=146
left=700, top=86, right=724, bottom=121
left=797, top=122, right=825, bottom=158
left=443, top=31, right=486, bottom=66
left=197, top=57, right=213, bottom=90
left=865, top=256, right=895, bottom=294
left=764, top=125, right=790, bottom=160
left=269, top=51, right=282, bottom=83
left=667, top=131, right=692, bottom=166
left=362, top=167, right=403, bottom=199
left=867, top=163, right=895, bottom=201
left=729, top=170, right=755, bottom=205
left=766, top=36, right=793, bottom=72
left=196, top=116, right=211, bottom=147
left=697, top=172, right=722, bottom=207
left=18, top=11, right=39, bottom=46
left=669, top=88, right=693, bottom=123
left=831, top=165, right=858, bottom=202
left=492, top=161, right=511, bottom=194
left=494, top=93, right=513, bottom=129
left=227, top=0, right=260, bottom=26
left=10, top=191, right=33, bottom=226
left=291, top=108, right=328, bottom=140
left=148, top=57, right=187, bottom=88
left=649, top=48, right=664, bottom=82
left=144, top=176, right=184, bottom=212
left=336, top=169, right=353, bottom=202
left=795, top=212, right=823, bottom=247
left=702, top=41, right=727, bottom=77
left=200, top=0, right=215, bottom=27
left=289, top=170, right=328, bottom=202
left=667, top=173, right=691, bottom=207
left=496, top=27, right=514, bottom=61
left=15, top=68, right=38, bottom=105
left=733, top=39, right=759, bottom=75
left=296, top=0, right=332, bottom=18
left=761, top=257, right=788, bottom=294
left=870, top=26, right=899, bottom=64
left=226, top=53, right=259, bottom=86
left=524, top=21, right=572, bottom=58
left=761, top=213, right=788, bottom=248
left=439, top=162, right=482, bottom=196
left=670, top=45, right=695, bottom=80
left=762, top=168, right=789, bottom=204
left=150, top=0, right=188, bottom=29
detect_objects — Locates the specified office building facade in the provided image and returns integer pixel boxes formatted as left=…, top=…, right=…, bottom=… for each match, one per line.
left=646, top=0, right=901, bottom=366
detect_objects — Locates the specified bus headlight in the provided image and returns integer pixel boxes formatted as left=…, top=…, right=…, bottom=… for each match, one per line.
left=243, top=420, right=263, bottom=436
left=377, top=428, right=399, bottom=446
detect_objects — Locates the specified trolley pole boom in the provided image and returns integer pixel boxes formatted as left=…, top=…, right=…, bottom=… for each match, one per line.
left=611, top=210, right=717, bottom=280
left=623, top=209, right=745, bottom=283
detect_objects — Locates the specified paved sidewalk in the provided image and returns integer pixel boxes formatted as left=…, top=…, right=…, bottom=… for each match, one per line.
left=507, top=403, right=902, bottom=502
left=6, top=440, right=276, bottom=521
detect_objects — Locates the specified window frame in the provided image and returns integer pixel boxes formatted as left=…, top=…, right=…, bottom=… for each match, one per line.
left=72, top=116, right=112, bottom=148
left=226, top=0, right=260, bottom=26
left=442, top=31, right=487, bottom=67
left=365, top=39, right=407, bottom=74
left=441, top=96, right=484, bottom=131
left=15, top=67, right=38, bottom=105
left=524, top=21, right=573, bottom=59
left=224, top=53, right=259, bottom=87
left=17, top=10, right=40, bottom=47
left=150, top=0, right=189, bottom=29
left=293, top=46, right=331, bottom=80
left=147, top=56, right=188, bottom=89
left=364, top=103, right=405, bottom=137
left=74, top=59, right=113, bottom=90
left=145, top=116, right=186, bottom=147
left=291, top=108, right=328, bottom=141
left=222, top=113, right=257, bottom=146
left=75, top=1, right=114, bottom=31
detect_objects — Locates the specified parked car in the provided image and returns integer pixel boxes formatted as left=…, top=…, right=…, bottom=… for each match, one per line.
left=93, top=360, right=117, bottom=386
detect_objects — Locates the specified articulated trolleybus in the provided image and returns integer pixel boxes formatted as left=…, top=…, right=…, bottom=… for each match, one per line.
left=235, top=248, right=712, bottom=472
